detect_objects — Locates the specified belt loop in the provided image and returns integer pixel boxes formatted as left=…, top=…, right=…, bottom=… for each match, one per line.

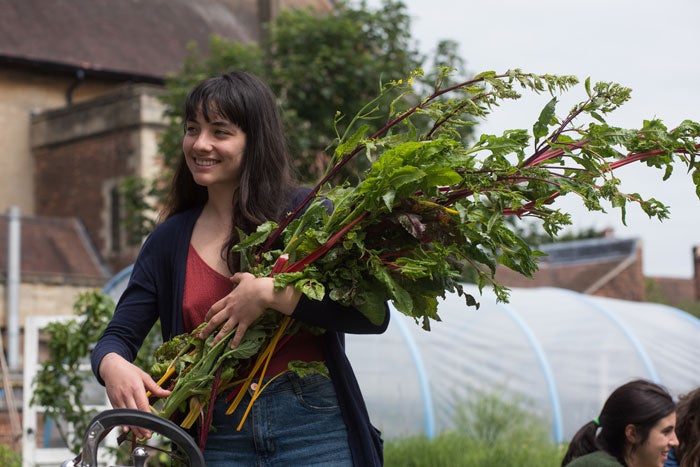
left=288, top=372, right=302, bottom=395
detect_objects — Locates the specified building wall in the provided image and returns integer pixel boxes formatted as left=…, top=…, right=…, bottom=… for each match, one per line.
left=0, top=68, right=117, bottom=216
left=31, top=84, right=167, bottom=272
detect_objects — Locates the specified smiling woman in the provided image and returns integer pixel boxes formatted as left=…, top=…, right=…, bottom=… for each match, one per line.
left=562, top=380, right=678, bottom=467
left=91, top=71, right=389, bottom=467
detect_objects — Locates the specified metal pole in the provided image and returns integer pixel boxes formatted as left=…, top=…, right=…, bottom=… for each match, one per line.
left=6, top=205, right=21, bottom=369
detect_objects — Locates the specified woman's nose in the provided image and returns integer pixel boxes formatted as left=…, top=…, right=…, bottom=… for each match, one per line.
left=193, top=132, right=213, bottom=152
left=670, top=431, right=679, bottom=447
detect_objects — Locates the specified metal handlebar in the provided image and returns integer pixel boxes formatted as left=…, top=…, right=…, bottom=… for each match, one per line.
left=62, top=409, right=205, bottom=467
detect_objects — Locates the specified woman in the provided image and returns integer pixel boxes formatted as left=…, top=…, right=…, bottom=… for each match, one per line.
left=665, top=387, right=700, bottom=467
left=562, top=379, right=678, bottom=467
left=91, top=71, right=389, bottom=466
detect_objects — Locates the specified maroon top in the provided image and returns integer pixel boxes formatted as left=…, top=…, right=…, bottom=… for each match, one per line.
left=183, top=244, right=325, bottom=376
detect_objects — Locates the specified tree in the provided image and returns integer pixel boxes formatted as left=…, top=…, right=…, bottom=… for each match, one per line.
left=142, top=0, right=467, bottom=232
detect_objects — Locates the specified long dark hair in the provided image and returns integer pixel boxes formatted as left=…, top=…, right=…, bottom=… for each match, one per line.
left=675, top=387, right=700, bottom=467
left=561, top=379, right=675, bottom=466
left=163, top=71, right=296, bottom=271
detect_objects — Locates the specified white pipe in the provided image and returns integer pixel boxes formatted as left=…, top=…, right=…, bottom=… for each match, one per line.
left=6, top=206, right=20, bottom=370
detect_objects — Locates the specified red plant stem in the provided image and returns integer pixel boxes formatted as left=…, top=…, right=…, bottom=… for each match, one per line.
left=523, top=141, right=589, bottom=168
left=199, top=365, right=223, bottom=452
left=605, top=149, right=667, bottom=170
left=282, top=212, right=369, bottom=273
left=532, top=96, right=594, bottom=156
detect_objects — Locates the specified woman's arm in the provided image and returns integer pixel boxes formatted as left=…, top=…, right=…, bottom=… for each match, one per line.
left=197, top=272, right=390, bottom=348
left=291, top=294, right=390, bottom=335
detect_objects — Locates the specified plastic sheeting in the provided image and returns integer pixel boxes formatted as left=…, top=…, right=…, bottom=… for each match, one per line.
left=346, top=285, right=700, bottom=442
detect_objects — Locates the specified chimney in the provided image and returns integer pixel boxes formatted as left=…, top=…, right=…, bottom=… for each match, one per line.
left=258, top=0, right=280, bottom=43
left=694, top=246, right=700, bottom=301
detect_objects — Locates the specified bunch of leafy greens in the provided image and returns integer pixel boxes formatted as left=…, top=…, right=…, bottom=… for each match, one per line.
left=241, top=68, right=699, bottom=328
left=149, top=68, right=700, bottom=440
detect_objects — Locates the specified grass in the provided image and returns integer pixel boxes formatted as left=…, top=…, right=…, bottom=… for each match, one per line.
left=384, top=390, right=566, bottom=467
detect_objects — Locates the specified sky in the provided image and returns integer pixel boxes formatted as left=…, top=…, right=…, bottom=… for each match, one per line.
left=364, top=0, right=700, bottom=278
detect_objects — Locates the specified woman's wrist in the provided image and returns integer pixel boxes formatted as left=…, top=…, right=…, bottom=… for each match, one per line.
left=262, top=276, right=301, bottom=316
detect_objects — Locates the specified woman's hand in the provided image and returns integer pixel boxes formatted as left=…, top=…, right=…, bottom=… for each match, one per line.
left=99, top=352, right=171, bottom=439
left=199, top=272, right=301, bottom=348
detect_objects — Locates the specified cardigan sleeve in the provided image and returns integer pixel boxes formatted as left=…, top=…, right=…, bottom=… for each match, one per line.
left=90, top=209, right=195, bottom=385
left=91, top=237, right=161, bottom=384
left=291, top=294, right=389, bottom=335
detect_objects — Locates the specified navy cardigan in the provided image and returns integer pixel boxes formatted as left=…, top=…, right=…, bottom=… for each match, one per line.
left=92, top=188, right=389, bottom=466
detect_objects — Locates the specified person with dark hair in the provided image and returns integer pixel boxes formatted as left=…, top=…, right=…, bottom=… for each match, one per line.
left=91, top=71, right=389, bottom=466
left=665, top=387, right=700, bottom=467
left=562, top=379, right=678, bottom=467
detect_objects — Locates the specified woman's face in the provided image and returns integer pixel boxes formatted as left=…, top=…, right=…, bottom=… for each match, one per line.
left=182, top=109, right=247, bottom=190
left=627, top=412, right=678, bottom=467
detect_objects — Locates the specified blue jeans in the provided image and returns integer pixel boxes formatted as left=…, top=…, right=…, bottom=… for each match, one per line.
left=204, top=372, right=353, bottom=466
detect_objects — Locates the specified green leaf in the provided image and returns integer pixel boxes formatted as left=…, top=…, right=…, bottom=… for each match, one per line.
left=533, top=97, right=557, bottom=146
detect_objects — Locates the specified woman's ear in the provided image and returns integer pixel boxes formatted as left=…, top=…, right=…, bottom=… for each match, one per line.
left=625, top=424, right=638, bottom=444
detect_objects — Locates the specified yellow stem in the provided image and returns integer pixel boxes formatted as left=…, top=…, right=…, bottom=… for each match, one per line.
left=235, top=321, right=290, bottom=431
left=145, top=348, right=197, bottom=398
left=180, top=397, right=202, bottom=429
left=225, top=316, right=292, bottom=417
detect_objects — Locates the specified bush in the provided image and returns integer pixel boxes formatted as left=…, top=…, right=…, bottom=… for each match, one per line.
left=0, top=443, right=20, bottom=467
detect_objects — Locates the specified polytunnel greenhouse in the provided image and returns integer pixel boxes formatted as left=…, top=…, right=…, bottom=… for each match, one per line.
left=345, top=284, right=700, bottom=443
left=103, top=269, right=700, bottom=444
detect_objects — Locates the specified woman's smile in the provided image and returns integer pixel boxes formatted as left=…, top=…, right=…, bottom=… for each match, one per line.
left=193, top=157, right=220, bottom=167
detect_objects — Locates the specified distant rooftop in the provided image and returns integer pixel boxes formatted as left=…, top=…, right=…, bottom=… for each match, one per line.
left=0, top=214, right=109, bottom=285
left=0, top=0, right=332, bottom=80
left=539, top=237, right=638, bottom=265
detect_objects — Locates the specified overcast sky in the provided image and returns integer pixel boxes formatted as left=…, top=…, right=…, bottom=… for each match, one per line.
left=364, top=0, right=700, bottom=278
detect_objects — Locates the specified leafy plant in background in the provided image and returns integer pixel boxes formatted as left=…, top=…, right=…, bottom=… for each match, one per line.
left=30, top=291, right=161, bottom=454
left=30, top=292, right=115, bottom=450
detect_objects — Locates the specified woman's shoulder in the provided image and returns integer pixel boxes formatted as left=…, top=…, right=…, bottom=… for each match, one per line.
left=141, top=206, right=202, bottom=249
left=152, top=207, right=202, bottom=234
left=285, top=185, right=332, bottom=215
left=566, top=450, right=623, bottom=466
left=286, top=186, right=313, bottom=208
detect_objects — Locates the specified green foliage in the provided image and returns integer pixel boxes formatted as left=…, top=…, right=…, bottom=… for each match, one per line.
left=384, top=391, right=565, bottom=466
left=234, top=67, right=700, bottom=331
left=265, top=0, right=424, bottom=181
left=30, top=291, right=162, bottom=453
left=119, top=175, right=159, bottom=243
left=153, top=65, right=700, bottom=435
left=0, top=444, right=20, bottom=467
left=30, top=291, right=116, bottom=451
